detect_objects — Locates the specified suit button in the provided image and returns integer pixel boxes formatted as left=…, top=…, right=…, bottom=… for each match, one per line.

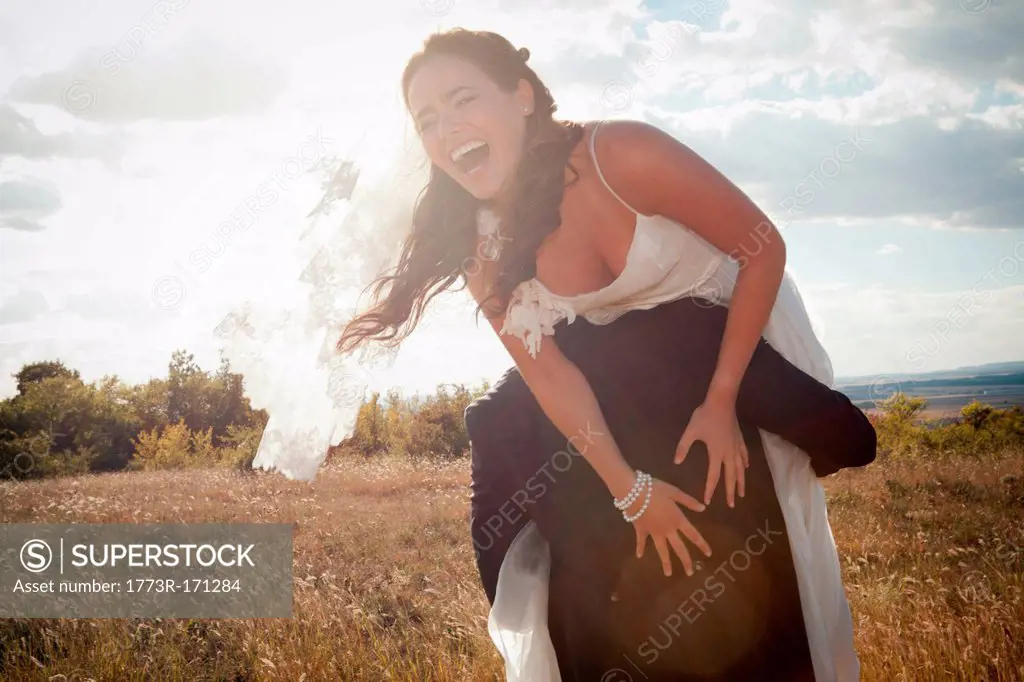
left=609, top=592, right=619, bottom=602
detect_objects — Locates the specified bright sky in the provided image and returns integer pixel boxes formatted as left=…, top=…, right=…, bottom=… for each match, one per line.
left=1, top=0, right=1023, bottom=403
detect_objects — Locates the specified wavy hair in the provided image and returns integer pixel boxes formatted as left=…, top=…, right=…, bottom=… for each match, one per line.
left=335, top=28, right=584, bottom=354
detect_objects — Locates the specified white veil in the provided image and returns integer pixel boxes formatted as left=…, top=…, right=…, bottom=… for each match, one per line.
left=212, top=95, right=431, bottom=482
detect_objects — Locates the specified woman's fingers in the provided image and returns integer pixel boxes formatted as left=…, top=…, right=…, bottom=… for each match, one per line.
left=635, top=527, right=647, bottom=559
left=653, top=535, right=673, bottom=576
left=724, top=453, right=737, bottom=508
left=667, top=531, right=694, bottom=577
left=680, top=516, right=712, bottom=558
left=736, top=446, right=746, bottom=499
left=674, top=427, right=696, bottom=465
left=704, top=458, right=721, bottom=505
left=669, top=485, right=706, bottom=513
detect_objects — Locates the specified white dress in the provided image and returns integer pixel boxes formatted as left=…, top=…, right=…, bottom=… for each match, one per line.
left=483, top=121, right=859, bottom=682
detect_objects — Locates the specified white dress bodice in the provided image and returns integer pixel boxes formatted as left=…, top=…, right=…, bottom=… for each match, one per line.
left=477, top=206, right=733, bottom=359
left=482, top=121, right=856, bottom=682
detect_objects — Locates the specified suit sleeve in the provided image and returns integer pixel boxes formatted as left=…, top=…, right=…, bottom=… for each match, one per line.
left=735, top=337, right=877, bottom=476
left=684, top=302, right=877, bottom=477
left=465, top=376, right=536, bottom=605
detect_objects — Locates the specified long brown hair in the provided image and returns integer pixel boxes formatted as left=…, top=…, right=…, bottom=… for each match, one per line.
left=335, top=28, right=585, bottom=355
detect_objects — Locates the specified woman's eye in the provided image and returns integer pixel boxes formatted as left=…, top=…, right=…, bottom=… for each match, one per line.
left=456, top=95, right=476, bottom=107
left=418, top=120, right=435, bottom=133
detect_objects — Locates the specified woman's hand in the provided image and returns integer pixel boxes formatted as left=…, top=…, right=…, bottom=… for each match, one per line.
left=629, top=477, right=711, bottom=577
left=674, top=394, right=749, bottom=507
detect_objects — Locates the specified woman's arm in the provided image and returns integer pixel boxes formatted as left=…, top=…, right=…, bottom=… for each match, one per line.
left=464, top=268, right=634, bottom=501
left=464, top=262, right=710, bottom=577
left=595, top=119, right=786, bottom=403
left=594, top=120, right=787, bottom=505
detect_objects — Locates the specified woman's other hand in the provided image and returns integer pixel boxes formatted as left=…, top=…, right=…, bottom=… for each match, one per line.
left=674, top=395, right=749, bottom=507
left=630, top=477, right=711, bottom=577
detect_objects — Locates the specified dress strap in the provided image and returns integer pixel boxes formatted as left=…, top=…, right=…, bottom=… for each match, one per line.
left=588, top=120, right=641, bottom=215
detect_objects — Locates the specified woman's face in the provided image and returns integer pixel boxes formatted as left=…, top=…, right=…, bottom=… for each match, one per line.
left=406, top=54, right=533, bottom=202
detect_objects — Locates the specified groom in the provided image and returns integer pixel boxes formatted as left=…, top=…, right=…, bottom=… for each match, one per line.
left=466, top=295, right=876, bottom=681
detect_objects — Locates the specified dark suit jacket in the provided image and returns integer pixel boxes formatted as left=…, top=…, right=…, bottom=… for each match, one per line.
left=466, top=296, right=876, bottom=680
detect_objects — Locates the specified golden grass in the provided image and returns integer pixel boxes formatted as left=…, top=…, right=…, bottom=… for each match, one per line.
left=1, top=453, right=1021, bottom=681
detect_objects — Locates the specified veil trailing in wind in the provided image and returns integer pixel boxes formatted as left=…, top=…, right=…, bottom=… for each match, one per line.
left=212, top=100, right=431, bottom=482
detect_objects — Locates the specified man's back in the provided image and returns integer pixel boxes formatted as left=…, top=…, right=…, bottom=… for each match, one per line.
left=468, top=296, right=876, bottom=680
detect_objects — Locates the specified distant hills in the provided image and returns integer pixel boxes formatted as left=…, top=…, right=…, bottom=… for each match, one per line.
left=836, top=361, right=1024, bottom=386
left=835, top=361, right=1024, bottom=414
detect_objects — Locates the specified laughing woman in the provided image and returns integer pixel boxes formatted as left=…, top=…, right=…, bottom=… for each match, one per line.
left=316, top=28, right=863, bottom=681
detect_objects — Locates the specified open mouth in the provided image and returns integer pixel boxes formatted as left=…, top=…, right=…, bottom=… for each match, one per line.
left=451, top=140, right=490, bottom=176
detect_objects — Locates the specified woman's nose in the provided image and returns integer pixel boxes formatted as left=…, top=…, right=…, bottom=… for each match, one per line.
left=438, top=108, right=464, bottom=140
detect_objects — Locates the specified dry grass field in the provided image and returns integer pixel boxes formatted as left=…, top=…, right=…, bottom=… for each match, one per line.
left=1, top=452, right=1022, bottom=681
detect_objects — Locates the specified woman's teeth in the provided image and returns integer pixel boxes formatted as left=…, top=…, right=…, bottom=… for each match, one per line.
left=450, top=140, right=486, bottom=162
left=451, top=141, right=490, bottom=175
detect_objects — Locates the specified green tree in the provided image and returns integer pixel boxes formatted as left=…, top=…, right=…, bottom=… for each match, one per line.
left=961, top=400, right=994, bottom=430
left=209, top=354, right=258, bottom=446
left=404, top=384, right=473, bottom=458
left=126, top=378, right=170, bottom=435
left=879, top=392, right=927, bottom=424
left=353, top=392, right=387, bottom=455
left=13, top=360, right=81, bottom=396
left=167, top=350, right=211, bottom=434
left=131, top=420, right=215, bottom=471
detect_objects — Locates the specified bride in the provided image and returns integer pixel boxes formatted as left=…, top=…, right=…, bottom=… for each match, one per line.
left=239, top=27, right=861, bottom=682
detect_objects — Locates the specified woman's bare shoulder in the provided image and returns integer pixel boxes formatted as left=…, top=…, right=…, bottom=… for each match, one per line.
left=591, top=119, right=686, bottom=171
left=589, top=119, right=715, bottom=217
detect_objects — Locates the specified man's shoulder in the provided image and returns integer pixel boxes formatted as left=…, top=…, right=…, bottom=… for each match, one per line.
left=464, top=366, right=532, bottom=439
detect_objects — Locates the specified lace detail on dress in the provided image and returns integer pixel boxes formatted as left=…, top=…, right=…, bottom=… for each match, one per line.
left=477, top=207, right=512, bottom=261
left=477, top=206, right=577, bottom=359
left=500, top=280, right=577, bottom=358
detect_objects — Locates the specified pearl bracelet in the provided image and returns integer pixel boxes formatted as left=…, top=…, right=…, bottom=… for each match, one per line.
left=622, top=474, right=653, bottom=523
left=613, top=470, right=649, bottom=510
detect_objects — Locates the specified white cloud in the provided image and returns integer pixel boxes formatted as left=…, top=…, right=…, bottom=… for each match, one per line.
left=0, top=0, right=1020, bottom=399
left=0, top=288, right=50, bottom=324
left=7, top=34, right=288, bottom=122
left=650, top=109, right=1024, bottom=231
left=876, top=243, right=902, bottom=256
left=0, top=104, right=125, bottom=164
left=810, top=282, right=1024, bottom=378
left=0, top=177, right=62, bottom=232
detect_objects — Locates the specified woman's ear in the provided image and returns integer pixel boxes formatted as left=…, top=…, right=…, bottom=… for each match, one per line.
left=515, top=78, right=535, bottom=115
